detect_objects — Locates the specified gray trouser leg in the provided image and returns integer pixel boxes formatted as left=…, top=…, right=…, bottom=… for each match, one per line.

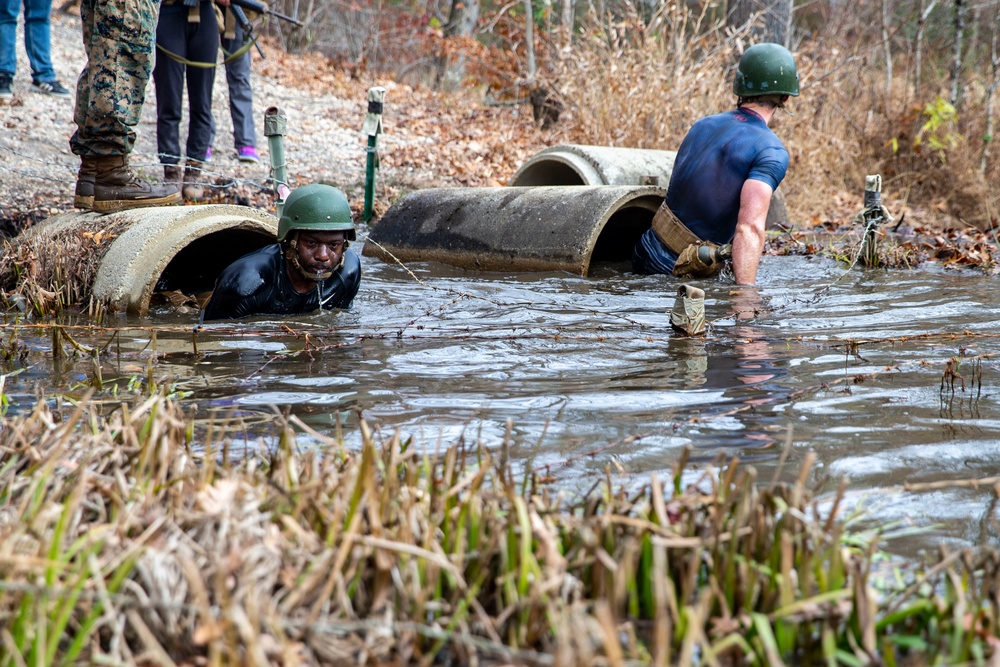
left=221, top=23, right=256, bottom=149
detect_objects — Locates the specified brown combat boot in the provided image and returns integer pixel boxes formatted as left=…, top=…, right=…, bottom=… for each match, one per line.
left=163, top=164, right=182, bottom=186
left=181, top=160, right=206, bottom=201
left=74, top=156, right=97, bottom=210
left=92, top=155, right=182, bottom=213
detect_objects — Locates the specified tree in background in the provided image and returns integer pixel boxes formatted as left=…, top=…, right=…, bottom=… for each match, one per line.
left=254, top=0, right=999, bottom=227
left=726, top=0, right=793, bottom=47
left=437, top=0, right=481, bottom=89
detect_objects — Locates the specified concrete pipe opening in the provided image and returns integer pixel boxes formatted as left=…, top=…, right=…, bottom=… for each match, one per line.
left=364, top=185, right=663, bottom=276
left=510, top=145, right=677, bottom=188
left=154, top=227, right=273, bottom=296
left=510, top=143, right=789, bottom=228
left=93, top=204, right=278, bottom=315
left=3, top=204, right=278, bottom=316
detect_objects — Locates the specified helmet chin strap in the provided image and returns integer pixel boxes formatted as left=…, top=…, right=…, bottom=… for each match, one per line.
left=285, top=233, right=343, bottom=282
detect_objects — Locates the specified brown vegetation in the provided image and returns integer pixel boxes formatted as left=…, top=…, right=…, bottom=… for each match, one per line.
left=0, top=212, right=137, bottom=315
left=261, top=0, right=1000, bottom=231
left=4, top=392, right=1000, bottom=665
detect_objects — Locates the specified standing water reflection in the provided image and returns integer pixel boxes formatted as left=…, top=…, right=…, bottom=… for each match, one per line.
left=3, top=249, right=1000, bottom=555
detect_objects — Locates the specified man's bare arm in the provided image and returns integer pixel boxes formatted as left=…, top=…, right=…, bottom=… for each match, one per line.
left=732, top=179, right=772, bottom=285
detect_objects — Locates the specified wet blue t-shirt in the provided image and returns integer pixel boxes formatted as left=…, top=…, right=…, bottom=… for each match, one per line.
left=633, top=107, right=789, bottom=274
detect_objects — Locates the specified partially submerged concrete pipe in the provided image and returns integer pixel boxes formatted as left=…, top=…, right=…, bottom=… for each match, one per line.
left=509, top=144, right=789, bottom=227
left=93, top=205, right=277, bottom=315
left=363, top=185, right=664, bottom=275
left=511, top=144, right=678, bottom=189
left=19, top=205, right=277, bottom=315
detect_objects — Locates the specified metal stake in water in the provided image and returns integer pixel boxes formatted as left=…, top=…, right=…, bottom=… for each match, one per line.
left=861, top=174, right=883, bottom=268
left=362, top=87, right=386, bottom=223
left=264, top=106, right=289, bottom=217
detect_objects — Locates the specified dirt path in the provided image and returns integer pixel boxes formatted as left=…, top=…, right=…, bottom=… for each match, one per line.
left=3, top=12, right=995, bottom=272
left=0, top=10, right=545, bottom=234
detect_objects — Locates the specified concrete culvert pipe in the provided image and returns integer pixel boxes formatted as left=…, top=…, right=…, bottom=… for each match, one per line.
left=510, top=144, right=789, bottom=228
left=510, top=144, right=678, bottom=189
left=363, top=185, right=664, bottom=275
left=5, top=205, right=277, bottom=316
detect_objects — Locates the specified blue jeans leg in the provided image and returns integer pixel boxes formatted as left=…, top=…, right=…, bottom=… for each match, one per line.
left=23, top=0, right=55, bottom=81
left=0, top=0, right=20, bottom=76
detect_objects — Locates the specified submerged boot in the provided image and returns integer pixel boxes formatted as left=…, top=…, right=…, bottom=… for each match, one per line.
left=74, top=156, right=97, bottom=210
left=92, top=155, right=182, bottom=213
left=181, top=160, right=206, bottom=201
left=669, top=284, right=706, bottom=337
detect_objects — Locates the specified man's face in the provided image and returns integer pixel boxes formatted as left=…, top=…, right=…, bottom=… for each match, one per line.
left=295, top=230, right=348, bottom=276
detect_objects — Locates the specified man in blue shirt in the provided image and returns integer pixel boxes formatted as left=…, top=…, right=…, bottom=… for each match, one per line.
left=633, top=43, right=799, bottom=285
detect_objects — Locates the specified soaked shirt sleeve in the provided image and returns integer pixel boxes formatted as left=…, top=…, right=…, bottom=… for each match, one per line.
left=746, top=145, right=788, bottom=192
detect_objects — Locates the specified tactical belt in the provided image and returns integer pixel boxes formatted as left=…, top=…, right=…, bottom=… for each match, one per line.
left=650, top=201, right=702, bottom=255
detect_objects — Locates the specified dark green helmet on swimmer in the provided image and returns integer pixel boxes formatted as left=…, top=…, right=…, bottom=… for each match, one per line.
left=277, top=184, right=356, bottom=242
left=733, top=43, right=799, bottom=98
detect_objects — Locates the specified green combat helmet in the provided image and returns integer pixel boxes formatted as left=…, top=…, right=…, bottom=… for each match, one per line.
left=277, top=184, right=356, bottom=242
left=733, top=43, right=799, bottom=98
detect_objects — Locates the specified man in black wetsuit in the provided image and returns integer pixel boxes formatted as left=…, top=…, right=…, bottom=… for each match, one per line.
left=202, top=184, right=361, bottom=320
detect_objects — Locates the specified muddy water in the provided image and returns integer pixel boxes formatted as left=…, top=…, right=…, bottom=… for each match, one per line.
left=5, top=248, right=1000, bottom=555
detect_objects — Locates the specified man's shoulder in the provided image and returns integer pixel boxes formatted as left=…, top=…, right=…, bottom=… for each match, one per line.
left=694, top=109, right=738, bottom=127
left=684, top=110, right=744, bottom=140
left=215, top=243, right=283, bottom=295
left=224, top=243, right=282, bottom=274
left=203, top=244, right=283, bottom=320
left=340, top=248, right=361, bottom=280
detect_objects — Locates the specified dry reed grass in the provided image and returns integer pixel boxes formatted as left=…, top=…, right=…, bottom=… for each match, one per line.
left=0, top=211, right=134, bottom=316
left=529, top=7, right=1000, bottom=231
left=3, top=394, right=1000, bottom=665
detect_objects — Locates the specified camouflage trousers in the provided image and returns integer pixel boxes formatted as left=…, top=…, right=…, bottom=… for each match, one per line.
left=69, top=0, right=157, bottom=157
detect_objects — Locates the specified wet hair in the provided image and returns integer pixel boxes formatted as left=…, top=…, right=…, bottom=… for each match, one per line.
left=737, top=94, right=789, bottom=110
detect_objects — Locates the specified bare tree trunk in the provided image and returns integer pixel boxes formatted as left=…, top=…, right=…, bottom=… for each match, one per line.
left=969, top=1, right=981, bottom=68
left=914, top=0, right=938, bottom=99
left=436, top=0, right=481, bottom=90
left=881, top=0, right=893, bottom=99
left=951, top=0, right=964, bottom=108
left=984, top=6, right=999, bottom=176
left=561, top=0, right=573, bottom=48
left=726, top=0, right=793, bottom=47
left=778, top=0, right=792, bottom=47
left=524, top=0, right=536, bottom=81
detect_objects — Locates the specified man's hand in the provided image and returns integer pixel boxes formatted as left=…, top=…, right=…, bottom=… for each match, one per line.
left=732, top=179, right=772, bottom=285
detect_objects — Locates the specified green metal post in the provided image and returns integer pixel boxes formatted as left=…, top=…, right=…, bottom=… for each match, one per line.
left=264, top=106, right=289, bottom=217
left=362, top=87, right=386, bottom=222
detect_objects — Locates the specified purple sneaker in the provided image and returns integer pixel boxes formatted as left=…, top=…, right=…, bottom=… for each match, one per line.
left=237, top=146, right=259, bottom=164
left=205, top=145, right=213, bottom=162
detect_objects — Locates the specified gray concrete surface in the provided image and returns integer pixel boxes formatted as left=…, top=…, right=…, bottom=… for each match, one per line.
left=509, top=144, right=789, bottom=228
left=364, top=185, right=665, bottom=275
left=91, top=204, right=277, bottom=315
